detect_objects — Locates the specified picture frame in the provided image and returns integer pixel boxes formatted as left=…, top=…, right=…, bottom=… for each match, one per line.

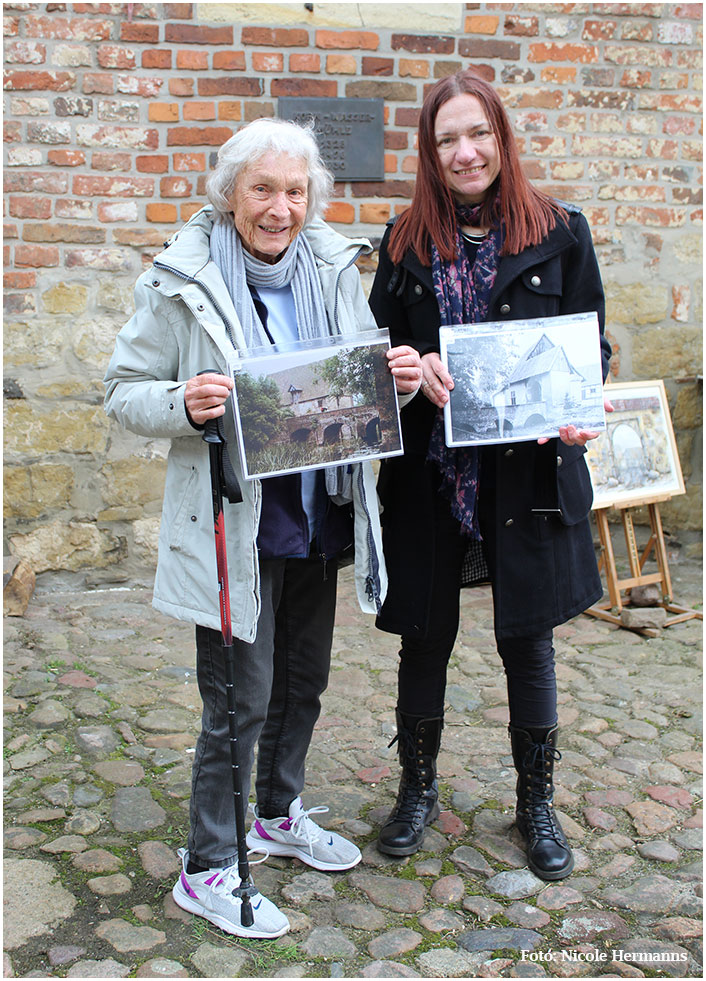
left=440, top=311, right=606, bottom=447
left=230, top=329, right=403, bottom=480
left=585, top=379, right=685, bottom=510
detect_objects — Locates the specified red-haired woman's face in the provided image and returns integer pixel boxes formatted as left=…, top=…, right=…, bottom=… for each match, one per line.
left=434, top=94, right=500, bottom=205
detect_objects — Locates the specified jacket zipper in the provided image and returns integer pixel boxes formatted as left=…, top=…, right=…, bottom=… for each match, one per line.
left=152, top=259, right=239, bottom=351
left=329, top=247, right=364, bottom=334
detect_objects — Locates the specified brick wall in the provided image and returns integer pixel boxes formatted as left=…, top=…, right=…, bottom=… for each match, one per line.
left=4, top=2, right=703, bottom=574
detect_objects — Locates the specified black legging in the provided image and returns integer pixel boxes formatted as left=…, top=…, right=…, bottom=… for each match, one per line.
left=397, top=489, right=557, bottom=729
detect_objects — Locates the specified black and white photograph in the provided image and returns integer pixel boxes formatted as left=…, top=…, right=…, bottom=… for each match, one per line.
left=231, top=329, right=403, bottom=479
left=440, top=312, right=606, bottom=447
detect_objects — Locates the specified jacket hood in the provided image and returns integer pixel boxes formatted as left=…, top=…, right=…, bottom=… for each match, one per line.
left=154, top=205, right=372, bottom=278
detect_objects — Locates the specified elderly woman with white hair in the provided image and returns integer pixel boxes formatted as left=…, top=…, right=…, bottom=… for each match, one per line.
left=104, top=118, right=422, bottom=939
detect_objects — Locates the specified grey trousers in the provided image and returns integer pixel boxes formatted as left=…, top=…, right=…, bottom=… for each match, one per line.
left=188, top=552, right=338, bottom=869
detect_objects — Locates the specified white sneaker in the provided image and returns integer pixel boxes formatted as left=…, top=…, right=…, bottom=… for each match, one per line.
left=171, top=848, right=289, bottom=939
left=246, top=797, right=362, bottom=872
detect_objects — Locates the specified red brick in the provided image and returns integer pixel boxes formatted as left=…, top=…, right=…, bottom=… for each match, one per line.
left=583, top=20, right=618, bottom=40
left=326, top=54, right=357, bottom=75
left=504, top=15, right=539, bottom=37
left=385, top=131, right=408, bottom=150
left=4, top=70, right=76, bottom=91
left=290, top=53, right=321, bottom=72
left=181, top=202, right=203, bottom=221
left=173, top=152, right=206, bottom=172
left=66, top=248, right=133, bottom=271
left=121, top=22, right=160, bottom=43
left=4, top=121, right=22, bottom=142
left=15, top=244, right=60, bottom=267
left=465, top=15, right=500, bottom=34
left=672, top=187, right=703, bottom=205
left=351, top=180, right=414, bottom=198
left=360, top=202, right=391, bottom=224
left=22, top=222, right=106, bottom=243
left=604, top=44, right=672, bottom=66
left=197, top=78, right=262, bottom=96
left=136, top=155, right=169, bottom=173
left=213, top=51, right=247, bottom=71
left=241, top=27, right=309, bottom=47
left=5, top=172, right=68, bottom=193
left=5, top=270, right=36, bottom=288
left=621, top=69, right=652, bottom=87
left=324, top=202, right=355, bottom=223
left=9, top=196, right=52, bottom=220
left=384, top=153, right=398, bottom=174
left=160, top=176, right=192, bottom=197
left=459, top=38, right=521, bottom=59
left=55, top=199, right=93, bottom=219
left=391, top=34, right=454, bottom=54
left=177, top=49, right=209, bottom=70
left=73, top=175, right=155, bottom=196
left=165, top=24, right=233, bottom=45
left=4, top=16, right=19, bottom=37
left=5, top=294, right=36, bottom=315
left=271, top=78, right=337, bottom=98
left=113, top=228, right=166, bottom=247
left=169, top=78, right=194, bottom=97
left=97, top=45, right=137, bottom=70
left=218, top=103, right=243, bottom=121
left=142, top=49, right=172, bottom=69
left=528, top=43, right=599, bottom=63
left=243, top=102, right=274, bottom=122
left=90, top=150, right=132, bottom=171
left=395, top=107, right=421, bottom=128
left=47, top=149, right=86, bottom=167
left=183, top=102, right=216, bottom=121
left=146, top=202, right=178, bottom=222
left=316, top=30, right=379, bottom=50
left=541, top=66, right=577, bottom=83
left=76, top=124, right=159, bottom=150
left=167, top=126, right=233, bottom=146
left=83, top=73, right=115, bottom=94
left=253, top=52, right=284, bottom=72
left=116, top=76, right=164, bottom=98
left=5, top=40, right=47, bottom=64
left=148, top=103, right=179, bottom=122
left=615, top=205, right=686, bottom=228
left=398, top=58, right=430, bottom=78
left=663, top=116, right=696, bottom=135
left=647, top=139, right=680, bottom=159
left=362, top=57, right=394, bottom=76
left=164, top=3, right=193, bottom=17
left=25, top=16, right=112, bottom=41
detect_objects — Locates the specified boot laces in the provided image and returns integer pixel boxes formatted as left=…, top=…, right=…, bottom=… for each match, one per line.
left=521, top=742, right=565, bottom=843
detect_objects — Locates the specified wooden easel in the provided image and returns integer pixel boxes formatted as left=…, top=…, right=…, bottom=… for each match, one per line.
left=587, top=495, right=702, bottom=630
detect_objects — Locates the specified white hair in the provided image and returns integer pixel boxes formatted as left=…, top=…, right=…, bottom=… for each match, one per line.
left=206, top=117, right=334, bottom=224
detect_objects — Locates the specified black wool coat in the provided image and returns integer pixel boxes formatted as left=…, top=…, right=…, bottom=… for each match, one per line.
left=370, top=206, right=611, bottom=639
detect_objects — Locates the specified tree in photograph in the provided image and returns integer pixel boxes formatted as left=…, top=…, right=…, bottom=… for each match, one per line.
left=316, top=346, right=377, bottom=406
left=236, top=372, right=288, bottom=452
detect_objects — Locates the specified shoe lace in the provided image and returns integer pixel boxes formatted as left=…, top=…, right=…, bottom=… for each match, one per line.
left=205, top=847, right=269, bottom=900
left=290, top=804, right=329, bottom=861
left=521, top=743, right=566, bottom=844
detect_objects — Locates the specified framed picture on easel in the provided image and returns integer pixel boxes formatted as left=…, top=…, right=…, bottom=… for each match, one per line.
left=585, top=379, right=685, bottom=510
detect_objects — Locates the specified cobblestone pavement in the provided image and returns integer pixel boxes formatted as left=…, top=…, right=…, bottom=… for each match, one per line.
left=3, top=541, right=702, bottom=980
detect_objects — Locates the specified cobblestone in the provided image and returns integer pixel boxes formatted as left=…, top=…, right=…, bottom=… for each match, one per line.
left=2, top=551, right=702, bottom=977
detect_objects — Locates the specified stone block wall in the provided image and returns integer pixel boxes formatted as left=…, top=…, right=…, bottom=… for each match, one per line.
left=3, top=2, right=703, bottom=574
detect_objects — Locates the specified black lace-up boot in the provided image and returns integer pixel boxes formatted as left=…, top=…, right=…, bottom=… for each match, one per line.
left=376, top=711, right=443, bottom=856
left=510, top=724, right=574, bottom=881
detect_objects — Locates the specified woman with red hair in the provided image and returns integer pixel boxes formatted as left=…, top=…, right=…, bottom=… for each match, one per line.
left=371, top=71, right=611, bottom=880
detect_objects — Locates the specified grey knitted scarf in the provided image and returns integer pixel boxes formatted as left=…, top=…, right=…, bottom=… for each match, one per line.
left=210, top=217, right=330, bottom=350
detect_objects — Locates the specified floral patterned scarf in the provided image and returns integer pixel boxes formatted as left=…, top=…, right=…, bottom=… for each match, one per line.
left=427, top=201, right=503, bottom=537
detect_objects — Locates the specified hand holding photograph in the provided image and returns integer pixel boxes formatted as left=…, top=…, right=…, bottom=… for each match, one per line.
left=440, top=312, right=606, bottom=447
left=231, top=329, right=403, bottom=479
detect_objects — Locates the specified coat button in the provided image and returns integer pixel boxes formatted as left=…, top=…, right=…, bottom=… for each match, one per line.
left=169, top=402, right=174, bottom=410
left=505, top=518, right=514, bottom=527
left=197, top=303, right=205, bottom=311
left=557, top=455, right=563, bottom=466
left=531, top=275, right=541, bottom=286
left=504, top=447, right=514, bottom=457
left=414, top=284, right=423, bottom=295
left=190, top=515, right=197, bottom=522
left=152, top=279, right=160, bottom=286
left=500, top=303, right=511, bottom=314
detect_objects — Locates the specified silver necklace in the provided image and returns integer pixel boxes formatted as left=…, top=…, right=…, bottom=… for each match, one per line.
left=461, top=230, right=487, bottom=244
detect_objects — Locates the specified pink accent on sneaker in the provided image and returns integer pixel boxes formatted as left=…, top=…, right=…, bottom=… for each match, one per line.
left=278, top=818, right=293, bottom=831
left=254, top=819, right=276, bottom=841
left=181, top=871, right=199, bottom=899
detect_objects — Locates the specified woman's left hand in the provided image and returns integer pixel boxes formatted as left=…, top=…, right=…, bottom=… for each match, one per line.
left=386, top=345, right=423, bottom=394
left=538, top=396, right=615, bottom=447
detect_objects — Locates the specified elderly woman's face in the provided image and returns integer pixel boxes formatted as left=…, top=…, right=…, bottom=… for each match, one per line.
left=434, top=94, right=500, bottom=205
left=229, top=151, right=309, bottom=263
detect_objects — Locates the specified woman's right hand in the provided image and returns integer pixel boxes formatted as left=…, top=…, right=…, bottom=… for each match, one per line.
left=420, top=352, right=454, bottom=408
left=184, top=372, right=234, bottom=425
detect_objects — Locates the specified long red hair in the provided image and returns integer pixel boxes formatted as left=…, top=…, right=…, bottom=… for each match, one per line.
left=388, top=70, right=566, bottom=265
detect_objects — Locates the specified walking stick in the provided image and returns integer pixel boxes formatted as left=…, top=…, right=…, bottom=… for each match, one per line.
left=202, top=409, right=256, bottom=928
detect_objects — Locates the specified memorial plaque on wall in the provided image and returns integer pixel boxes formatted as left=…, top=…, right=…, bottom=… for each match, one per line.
left=278, top=97, right=384, bottom=181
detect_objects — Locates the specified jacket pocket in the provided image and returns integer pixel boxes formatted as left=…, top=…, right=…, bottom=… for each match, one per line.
left=166, top=463, right=199, bottom=553
left=556, top=446, right=593, bottom=526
